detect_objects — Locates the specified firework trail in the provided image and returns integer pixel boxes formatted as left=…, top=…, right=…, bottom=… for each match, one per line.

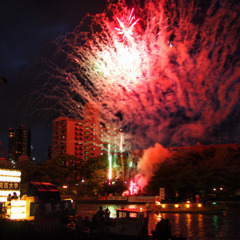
left=27, top=0, right=240, bottom=151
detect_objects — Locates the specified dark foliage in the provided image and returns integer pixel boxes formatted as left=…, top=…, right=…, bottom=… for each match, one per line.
left=146, top=147, right=240, bottom=201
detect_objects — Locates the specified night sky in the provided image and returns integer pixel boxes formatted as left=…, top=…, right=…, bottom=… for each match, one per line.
left=0, top=0, right=107, bottom=161
left=0, top=0, right=239, bottom=163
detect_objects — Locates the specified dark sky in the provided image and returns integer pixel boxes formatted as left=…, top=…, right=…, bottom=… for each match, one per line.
left=0, top=0, right=107, bottom=162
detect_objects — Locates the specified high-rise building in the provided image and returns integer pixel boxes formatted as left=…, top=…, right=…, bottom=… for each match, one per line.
left=8, top=125, right=31, bottom=162
left=52, top=103, right=127, bottom=170
left=0, top=142, right=7, bottom=160
left=52, top=116, right=103, bottom=160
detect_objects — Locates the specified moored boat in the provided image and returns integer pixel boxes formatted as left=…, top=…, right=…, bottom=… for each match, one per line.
left=89, top=206, right=186, bottom=240
left=146, top=201, right=226, bottom=214
left=103, top=207, right=149, bottom=239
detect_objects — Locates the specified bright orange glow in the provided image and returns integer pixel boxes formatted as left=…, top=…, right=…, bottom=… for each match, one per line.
left=162, top=204, right=166, bottom=208
left=0, top=169, right=21, bottom=177
left=186, top=204, right=190, bottom=208
left=0, top=169, right=21, bottom=202
left=9, top=200, right=27, bottom=220
left=198, top=203, right=202, bottom=207
left=0, top=169, right=21, bottom=182
left=175, top=204, right=179, bottom=208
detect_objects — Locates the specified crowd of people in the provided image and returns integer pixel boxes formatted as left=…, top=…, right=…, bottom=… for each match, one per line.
left=62, top=206, right=111, bottom=239
left=152, top=218, right=172, bottom=240
left=7, top=192, right=18, bottom=201
left=152, top=217, right=186, bottom=240
left=62, top=206, right=186, bottom=240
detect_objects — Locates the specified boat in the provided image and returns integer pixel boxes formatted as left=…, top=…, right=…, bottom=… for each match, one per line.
left=91, top=207, right=186, bottom=240
left=146, top=201, right=226, bottom=214
left=103, top=207, right=150, bottom=239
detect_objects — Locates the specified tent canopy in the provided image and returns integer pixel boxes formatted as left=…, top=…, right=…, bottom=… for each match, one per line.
left=28, top=182, right=61, bottom=202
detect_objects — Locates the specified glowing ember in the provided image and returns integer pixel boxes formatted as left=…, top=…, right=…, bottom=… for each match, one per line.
left=122, top=180, right=139, bottom=196
left=115, top=8, right=140, bottom=43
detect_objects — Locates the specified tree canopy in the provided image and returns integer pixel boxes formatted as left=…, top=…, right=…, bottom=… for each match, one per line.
left=146, top=147, right=240, bottom=201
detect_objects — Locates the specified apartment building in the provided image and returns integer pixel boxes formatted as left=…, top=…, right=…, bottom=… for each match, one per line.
left=8, top=125, right=31, bottom=162
left=52, top=116, right=102, bottom=160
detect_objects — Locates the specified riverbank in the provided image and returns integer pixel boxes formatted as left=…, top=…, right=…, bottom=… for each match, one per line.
left=62, top=194, right=159, bottom=204
left=62, top=194, right=240, bottom=205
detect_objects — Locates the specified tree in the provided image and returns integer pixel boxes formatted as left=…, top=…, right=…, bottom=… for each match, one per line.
left=39, top=155, right=69, bottom=186
left=146, top=147, right=240, bottom=201
left=103, top=179, right=128, bottom=195
left=79, top=155, right=108, bottom=195
left=88, top=168, right=107, bottom=195
left=81, top=155, right=108, bottom=180
left=15, top=160, right=41, bottom=195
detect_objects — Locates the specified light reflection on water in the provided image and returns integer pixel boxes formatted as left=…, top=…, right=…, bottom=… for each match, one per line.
left=77, top=203, right=240, bottom=240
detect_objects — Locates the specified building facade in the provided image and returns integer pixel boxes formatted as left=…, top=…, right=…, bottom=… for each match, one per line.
left=8, top=125, right=31, bottom=162
left=52, top=116, right=103, bottom=160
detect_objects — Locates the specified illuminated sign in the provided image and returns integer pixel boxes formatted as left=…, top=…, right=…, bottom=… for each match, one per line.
left=0, top=168, right=21, bottom=202
left=30, top=200, right=73, bottom=218
left=0, top=182, right=19, bottom=190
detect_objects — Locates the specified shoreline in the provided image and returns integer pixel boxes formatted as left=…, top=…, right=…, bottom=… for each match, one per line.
left=61, top=195, right=240, bottom=205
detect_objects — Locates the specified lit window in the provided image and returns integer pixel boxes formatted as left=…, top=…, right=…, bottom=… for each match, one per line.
left=119, top=212, right=127, bottom=218
left=129, top=213, right=137, bottom=218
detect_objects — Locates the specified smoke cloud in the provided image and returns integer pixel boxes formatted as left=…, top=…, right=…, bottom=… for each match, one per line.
left=136, top=143, right=170, bottom=189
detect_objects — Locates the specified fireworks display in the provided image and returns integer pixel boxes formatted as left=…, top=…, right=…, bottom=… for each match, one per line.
left=28, top=0, right=239, bottom=151
left=108, top=143, right=112, bottom=182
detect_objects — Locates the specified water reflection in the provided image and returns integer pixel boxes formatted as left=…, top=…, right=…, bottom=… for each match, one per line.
left=197, top=214, right=204, bottom=239
left=151, top=212, right=221, bottom=240
left=213, top=215, right=219, bottom=236
left=77, top=203, right=240, bottom=240
left=186, top=214, right=192, bottom=237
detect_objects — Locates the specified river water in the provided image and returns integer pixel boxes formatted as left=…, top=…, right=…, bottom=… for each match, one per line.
left=76, top=203, right=240, bottom=240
